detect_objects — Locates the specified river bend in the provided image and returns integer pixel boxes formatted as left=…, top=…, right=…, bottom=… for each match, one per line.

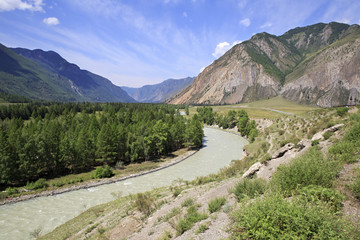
left=0, top=127, right=247, bottom=239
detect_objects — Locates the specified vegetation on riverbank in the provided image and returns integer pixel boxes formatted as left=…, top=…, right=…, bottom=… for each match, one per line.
left=0, top=102, right=203, bottom=197
left=41, top=105, right=360, bottom=240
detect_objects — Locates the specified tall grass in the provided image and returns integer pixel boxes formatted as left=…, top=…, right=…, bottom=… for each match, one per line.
left=270, top=147, right=340, bottom=194
left=176, top=206, right=207, bottom=235
left=233, top=178, right=267, bottom=201
left=231, top=193, right=359, bottom=239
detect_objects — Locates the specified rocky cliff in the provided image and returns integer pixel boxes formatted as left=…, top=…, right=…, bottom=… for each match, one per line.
left=169, top=22, right=360, bottom=107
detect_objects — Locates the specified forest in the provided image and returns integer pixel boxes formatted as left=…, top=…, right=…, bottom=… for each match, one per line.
left=0, top=103, right=203, bottom=188
left=196, top=106, right=258, bottom=142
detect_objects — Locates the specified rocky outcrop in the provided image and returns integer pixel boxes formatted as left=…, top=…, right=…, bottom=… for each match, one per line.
left=169, top=22, right=360, bottom=107
left=170, top=43, right=281, bottom=105
left=311, top=123, right=344, bottom=141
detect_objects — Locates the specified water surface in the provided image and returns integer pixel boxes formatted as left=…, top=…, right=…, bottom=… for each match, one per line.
left=0, top=127, right=247, bottom=239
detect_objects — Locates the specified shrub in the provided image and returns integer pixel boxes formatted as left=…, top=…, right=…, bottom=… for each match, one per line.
left=6, top=187, right=19, bottom=195
left=336, top=107, right=348, bottom=117
left=195, top=222, right=210, bottom=235
left=181, top=198, right=195, bottom=207
left=163, top=207, right=181, bottom=222
left=208, top=197, right=226, bottom=213
left=159, top=230, right=172, bottom=240
left=311, top=139, right=319, bottom=146
left=323, top=131, right=334, bottom=140
left=93, top=165, right=113, bottom=179
left=173, top=187, right=183, bottom=197
left=233, top=178, right=267, bottom=201
left=329, top=141, right=359, bottom=164
left=52, top=181, right=64, bottom=187
left=271, top=147, right=340, bottom=194
left=25, top=178, right=48, bottom=190
left=345, top=123, right=360, bottom=141
left=231, top=194, right=358, bottom=239
left=260, top=154, right=272, bottom=164
left=176, top=206, right=207, bottom=235
left=298, top=185, right=344, bottom=212
left=350, top=177, right=360, bottom=200
left=134, top=192, right=154, bottom=216
left=115, top=161, right=125, bottom=170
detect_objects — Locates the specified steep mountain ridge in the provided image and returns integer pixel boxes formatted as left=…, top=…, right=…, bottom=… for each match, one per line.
left=170, top=22, right=360, bottom=107
left=0, top=44, right=136, bottom=102
left=122, top=77, right=194, bottom=103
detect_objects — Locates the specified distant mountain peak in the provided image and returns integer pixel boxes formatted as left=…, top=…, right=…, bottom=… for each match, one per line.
left=122, top=77, right=194, bottom=103
left=170, top=22, right=360, bottom=107
left=0, top=44, right=136, bottom=102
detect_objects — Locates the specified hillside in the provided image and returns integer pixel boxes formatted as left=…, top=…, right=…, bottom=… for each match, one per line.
left=122, top=77, right=194, bottom=103
left=39, top=105, right=360, bottom=239
left=170, top=22, right=360, bottom=107
left=0, top=44, right=136, bottom=102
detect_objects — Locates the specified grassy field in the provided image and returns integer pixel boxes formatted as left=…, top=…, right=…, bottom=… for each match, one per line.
left=213, top=97, right=318, bottom=118
left=188, top=96, right=318, bottom=119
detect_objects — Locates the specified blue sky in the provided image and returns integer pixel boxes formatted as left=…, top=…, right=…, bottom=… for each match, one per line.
left=1, top=0, right=360, bottom=87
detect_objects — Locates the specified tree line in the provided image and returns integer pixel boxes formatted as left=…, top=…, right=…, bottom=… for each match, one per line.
left=196, top=107, right=258, bottom=142
left=0, top=103, right=203, bottom=187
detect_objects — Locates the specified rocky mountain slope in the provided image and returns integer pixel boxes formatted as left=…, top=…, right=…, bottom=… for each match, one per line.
left=0, top=44, right=136, bottom=102
left=170, top=22, right=360, bottom=107
left=122, top=77, right=194, bottom=103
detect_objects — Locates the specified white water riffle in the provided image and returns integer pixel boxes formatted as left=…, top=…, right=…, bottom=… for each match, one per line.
left=0, top=127, right=248, bottom=240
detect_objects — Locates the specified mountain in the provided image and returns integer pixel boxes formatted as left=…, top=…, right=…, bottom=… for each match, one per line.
left=169, top=22, right=360, bottom=107
left=122, top=77, right=194, bottom=103
left=0, top=44, right=135, bottom=102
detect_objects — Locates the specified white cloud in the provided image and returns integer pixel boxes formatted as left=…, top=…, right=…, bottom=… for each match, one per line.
left=260, top=22, right=272, bottom=28
left=43, top=17, right=60, bottom=26
left=239, top=18, right=251, bottom=27
left=212, top=40, right=242, bottom=58
left=0, top=0, right=43, bottom=12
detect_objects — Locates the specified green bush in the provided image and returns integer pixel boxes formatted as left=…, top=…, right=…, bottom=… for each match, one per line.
left=134, top=192, right=154, bottom=216
left=163, top=207, right=181, bottom=222
left=25, top=178, right=48, bottom=190
left=311, top=139, right=319, bottom=146
left=271, top=147, right=340, bottom=194
left=329, top=141, right=359, bottom=164
left=176, top=206, right=207, bottom=235
left=233, top=178, right=267, bottom=201
left=345, top=123, right=360, bottom=141
left=323, top=131, right=334, bottom=140
left=208, top=197, right=226, bottom=213
left=298, top=185, right=344, bottom=212
left=195, top=222, right=210, bottom=235
left=93, top=165, right=113, bottom=179
left=173, top=187, right=183, bottom=197
left=350, top=177, right=360, bottom=200
left=231, top=194, right=358, bottom=239
left=6, top=187, right=19, bottom=195
left=336, top=107, right=348, bottom=117
left=181, top=197, right=195, bottom=207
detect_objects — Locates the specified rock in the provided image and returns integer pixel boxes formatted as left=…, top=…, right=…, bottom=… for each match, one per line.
left=242, top=162, right=263, bottom=178
left=312, top=123, right=344, bottom=141
left=169, top=23, right=360, bottom=107
left=272, top=143, right=295, bottom=159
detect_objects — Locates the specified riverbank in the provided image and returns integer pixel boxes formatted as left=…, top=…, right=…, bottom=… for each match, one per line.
left=0, top=150, right=197, bottom=206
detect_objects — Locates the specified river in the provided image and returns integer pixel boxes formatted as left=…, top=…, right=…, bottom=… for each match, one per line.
left=0, top=127, right=247, bottom=240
